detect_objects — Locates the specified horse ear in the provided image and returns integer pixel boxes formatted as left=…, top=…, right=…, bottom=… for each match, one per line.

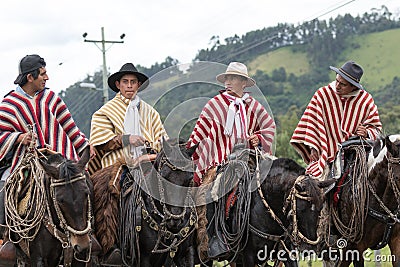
left=317, top=178, right=336, bottom=189
left=162, top=137, right=173, bottom=154
left=39, top=158, right=59, bottom=178
left=77, top=146, right=90, bottom=169
left=385, top=135, right=400, bottom=157
left=186, top=143, right=199, bottom=157
left=295, top=183, right=304, bottom=192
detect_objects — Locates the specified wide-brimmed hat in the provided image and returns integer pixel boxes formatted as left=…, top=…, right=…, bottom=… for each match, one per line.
left=14, top=54, right=46, bottom=84
left=107, top=63, right=149, bottom=92
left=216, top=62, right=256, bottom=87
left=330, top=61, right=363, bottom=90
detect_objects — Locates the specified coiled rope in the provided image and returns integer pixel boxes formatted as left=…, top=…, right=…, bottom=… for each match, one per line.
left=4, top=127, right=47, bottom=243
left=331, top=145, right=369, bottom=243
left=213, top=155, right=252, bottom=261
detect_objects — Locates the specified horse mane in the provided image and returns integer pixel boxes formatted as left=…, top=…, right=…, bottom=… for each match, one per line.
left=46, top=153, right=81, bottom=181
left=267, top=158, right=305, bottom=193
left=264, top=158, right=323, bottom=207
left=301, top=176, right=325, bottom=209
left=90, top=158, right=125, bottom=254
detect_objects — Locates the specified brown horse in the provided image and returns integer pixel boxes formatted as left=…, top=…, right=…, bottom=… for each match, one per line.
left=200, top=146, right=335, bottom=267
left=5, top=146, right=94, bottom=267
left=324, top=135, right=400, bottom=267
left=90, top=138, right=198, bottom=266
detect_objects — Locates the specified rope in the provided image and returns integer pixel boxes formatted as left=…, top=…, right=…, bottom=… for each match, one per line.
left=120, top=168, right=142, bottom=267
left=4, top=127, right=47, bottom=243
left=331, top=145, right=369, bottom=243
left=213, top=156, right=252, bottom=261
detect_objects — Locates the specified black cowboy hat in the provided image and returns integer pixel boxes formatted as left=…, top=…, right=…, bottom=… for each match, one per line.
left=107, top=63, right=149, bottom=92
left=329, top=61, right=364, bottom=90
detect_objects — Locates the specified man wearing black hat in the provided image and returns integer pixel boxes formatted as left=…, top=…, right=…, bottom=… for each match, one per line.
left=290, top=61, right=382, bottom=180
left=0, top=54, right=95, bottom=264
left=88, top=63, right=167, bottom=263
left=89, top=63, right=167, bottom=174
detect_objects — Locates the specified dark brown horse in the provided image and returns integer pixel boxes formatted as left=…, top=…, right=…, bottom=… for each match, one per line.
left=324, top=135, right=400, bottom=267
left=201, top=146, right=335, bottom=267
left=5, top=146, right=94, bottom=267
left=90, top=138, right=198, bottom=267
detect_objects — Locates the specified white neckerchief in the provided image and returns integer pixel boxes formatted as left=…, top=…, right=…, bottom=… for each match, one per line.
left=123, top=96, right=143, bottom=159
left=223, top=92, right=250, bottom=138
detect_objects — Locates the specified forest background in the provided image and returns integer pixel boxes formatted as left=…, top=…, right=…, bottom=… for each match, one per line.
left=60, top=6, right=400, bottom=165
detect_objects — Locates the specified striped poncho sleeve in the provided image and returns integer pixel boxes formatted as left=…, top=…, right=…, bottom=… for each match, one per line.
left=0, top=89, right=88, bottom=171
left=290, top=82, right=382, bottom=178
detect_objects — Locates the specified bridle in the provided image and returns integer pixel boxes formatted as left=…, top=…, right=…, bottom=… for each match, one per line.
left=368, top=152, right=400, bottom=224
left=44, top=165, right=93, bottom=266
left=138, top=147, right=197, bottom=259
left=253, top=148, right=320, bottom=249
left=284, top=176, right=321, bottom=246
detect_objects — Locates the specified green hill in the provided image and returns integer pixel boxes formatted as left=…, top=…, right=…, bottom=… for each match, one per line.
left=247, top=28, right=400, bottom=93
left=248, top=46, right=311, bottom=77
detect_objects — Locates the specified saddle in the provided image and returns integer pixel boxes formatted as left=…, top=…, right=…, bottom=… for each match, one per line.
left=326, top=137, right=373, bottom=196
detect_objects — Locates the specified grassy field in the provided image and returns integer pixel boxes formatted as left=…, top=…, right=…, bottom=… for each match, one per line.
left=299, top=246, right=394, bottom=267
left=247, top=28, right=400, bottom=93
left=200, top=246, right=395, bottom=266
left=247, top=46, right=311, bottom=77
left=341, top=28, right=400, bottom=93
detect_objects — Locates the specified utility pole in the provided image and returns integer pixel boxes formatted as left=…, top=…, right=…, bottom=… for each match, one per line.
left=82, top=27, right=125, bottom=104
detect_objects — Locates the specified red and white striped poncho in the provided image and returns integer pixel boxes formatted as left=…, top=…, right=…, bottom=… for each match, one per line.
left=290, top=82, right=382, bottom=178
left=187, top=92, right=275, bottom=185
left=0, top=89, right=89, bottom=172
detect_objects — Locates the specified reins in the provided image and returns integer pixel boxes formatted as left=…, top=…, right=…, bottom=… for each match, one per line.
left=368, top=153, right=400, bottom=224
left=253, top=147, right=320, bottom=247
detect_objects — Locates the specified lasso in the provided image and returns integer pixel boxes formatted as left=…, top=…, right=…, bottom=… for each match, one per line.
left=4, top=125, right=47, bottom=243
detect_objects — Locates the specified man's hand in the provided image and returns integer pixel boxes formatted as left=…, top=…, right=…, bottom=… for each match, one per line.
left=89, top=144, right=96, bottom=159
left=129, top=135, right=146, bottom=146
left=248, top=134, right=260, bottom=148
left=310, top=147, right=319, bottom=162
left=356, top=125, right=368, bottom=138
left=17, top=132, right=34, bottom=145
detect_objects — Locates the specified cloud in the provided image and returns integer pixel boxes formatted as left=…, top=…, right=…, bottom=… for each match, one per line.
left=0, top=0, right=398, bottom=99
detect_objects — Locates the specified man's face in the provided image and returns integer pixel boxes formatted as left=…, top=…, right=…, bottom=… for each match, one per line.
left=31, top=67, right=48, bottom=92
left=117, top=74, right=141, bottom=99
left=224, top=74, right=247, bottom=97
left=335, top=74, right=357, bottom=96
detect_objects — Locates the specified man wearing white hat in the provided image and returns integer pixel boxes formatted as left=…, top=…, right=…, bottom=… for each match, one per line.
left=186, top=62, right=275, bottom=259
left=187, top=62, right=275, bottom=185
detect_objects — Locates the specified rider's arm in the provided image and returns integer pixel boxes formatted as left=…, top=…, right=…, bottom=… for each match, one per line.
left=96, top=135, right=123, bottom=152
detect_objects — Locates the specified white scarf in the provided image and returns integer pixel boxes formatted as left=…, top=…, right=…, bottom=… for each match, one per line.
left=223, top=92, right=250, bottom=138
left=123, top=96, right=144, bottom=159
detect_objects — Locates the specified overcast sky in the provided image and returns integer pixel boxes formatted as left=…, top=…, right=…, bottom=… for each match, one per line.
left=1, top=0, right=399, bottom=100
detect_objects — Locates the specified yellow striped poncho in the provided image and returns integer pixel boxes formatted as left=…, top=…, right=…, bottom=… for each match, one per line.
left=88, top=93, right=167, bottom=175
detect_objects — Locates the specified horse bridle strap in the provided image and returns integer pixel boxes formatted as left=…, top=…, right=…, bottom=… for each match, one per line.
left=49, top=174, right=92, bottom=235
left=159, top=154, right=193, bottom=172
left=286, top=176, right=320, bottom=246
left=141, top=205, right=197, bottom=240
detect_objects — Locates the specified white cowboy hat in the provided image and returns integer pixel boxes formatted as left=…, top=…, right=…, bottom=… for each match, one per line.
left=216, top=62, right=256, bottom=87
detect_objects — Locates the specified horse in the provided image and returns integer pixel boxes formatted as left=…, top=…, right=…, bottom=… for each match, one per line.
left=5, top=146, right=94, bottom=267
left=323, top=134, right=400, bottom=267
left=200, top=146, right=335, bottom=267
left=90, top=138, right=198, bottom=267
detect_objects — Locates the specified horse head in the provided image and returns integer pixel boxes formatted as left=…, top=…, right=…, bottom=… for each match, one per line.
left=152, top=137, right=197, bottom=231
left=288, top=175, right=335, bottom=250
left=367, top=134, right=400, bottom=212
left=39, top=146, right=92, bottom=254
